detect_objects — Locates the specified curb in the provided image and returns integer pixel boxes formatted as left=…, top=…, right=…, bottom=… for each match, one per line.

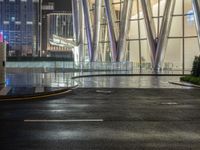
left=72, top=73, right=186, bottom=79
left=0, top=85, right=78, bottom=102
left=169, top=81, right=200, bottom=88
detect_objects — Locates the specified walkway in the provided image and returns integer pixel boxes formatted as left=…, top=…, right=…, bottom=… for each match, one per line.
left=0, top=70, right=195, bottom=99
left=76, top=75, right=188, bottom=88
left=0, top=72, right=77, bottom=99
left=5, top=71, right=193, bottom=89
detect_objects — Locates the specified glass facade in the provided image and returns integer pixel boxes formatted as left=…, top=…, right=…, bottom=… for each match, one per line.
left=0, top=0, right=42, bottom=57
left=46, top=13, right=73, bottom=52
left=83, top=0, right=200, bottom=72
left=0, top=0, right=199, bottom=73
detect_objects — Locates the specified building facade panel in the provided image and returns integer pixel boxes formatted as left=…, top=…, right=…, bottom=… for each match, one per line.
left=75, top=0, right=200, bottom=72
left=0, top=0, right=41, bottom=56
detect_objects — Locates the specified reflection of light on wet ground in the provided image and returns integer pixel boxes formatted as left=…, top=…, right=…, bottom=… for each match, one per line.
left=6, top=78, right=10, bottom=86
left=5, top=70, right=192, bottom=89
left=6, top=72, right=78, bottom=88
left=77, top=76, right=189, bottom=89
left=161, top=102, right=178, bottom=105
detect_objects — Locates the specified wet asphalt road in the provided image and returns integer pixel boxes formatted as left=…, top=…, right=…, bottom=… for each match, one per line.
left=1, top=88, right=200, bottom=150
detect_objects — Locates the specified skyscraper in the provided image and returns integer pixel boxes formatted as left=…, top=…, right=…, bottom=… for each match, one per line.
left=42, top=0, right=72, bottom=58
left=0, top=0, right=42, bottom=57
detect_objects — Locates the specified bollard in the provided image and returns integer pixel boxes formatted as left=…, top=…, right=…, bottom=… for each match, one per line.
left=0, top=42, right=6, bottom=85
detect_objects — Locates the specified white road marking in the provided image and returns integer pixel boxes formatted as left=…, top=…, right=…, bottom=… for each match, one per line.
left=24, top=119, right=104, bottom=123
left=96, top=90, right=112, bottom=94
left=161, top=102, right=178, bottom=105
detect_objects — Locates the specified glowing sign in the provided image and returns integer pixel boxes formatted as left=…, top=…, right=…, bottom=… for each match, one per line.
left=6, top=78, right=11, bottom=86
left=0, top=31, right=3, bottom=42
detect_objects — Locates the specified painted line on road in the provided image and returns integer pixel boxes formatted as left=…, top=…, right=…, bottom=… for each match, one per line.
left=24, top=119, right=104, bottom=123
left=161, top=102, right=178, bottom=105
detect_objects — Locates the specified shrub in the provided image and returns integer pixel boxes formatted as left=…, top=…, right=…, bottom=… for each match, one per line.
left=191, top=55, right=200, bottom=77
left=180, top=76, right=200, bottom=85
left=180, top=56, right=200, bottom=85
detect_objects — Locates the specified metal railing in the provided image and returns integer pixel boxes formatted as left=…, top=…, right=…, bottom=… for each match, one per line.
left=6, top=61, right=133, bottom=72
left=75, top=62, right=133, bottom=71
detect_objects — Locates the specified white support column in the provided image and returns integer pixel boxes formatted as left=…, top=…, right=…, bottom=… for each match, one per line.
left=117, top=0, right=133, bottom=62
left=154, top=0, right=176, bottom=71
left=101, top=26, right=108, bottom=62
left=82, top=0, right=93, bottom=62
left=93, top=0, right=102, bottom=61
left=72, top=0, right=79, bottom=63
left=141, top=0, right=157, bottom=67
left=79, top=3, right=85, bottom=63
left=104, top=0, right=118, bottom=62
left=193, top=0, right=200, bottom=48
left=72, top=0, right=84, bottom=63
left=72, top=0, right=80, bottom=45
left=0, top=42, right=6, bottom=86
left=39, top=0, right=42, bottom=57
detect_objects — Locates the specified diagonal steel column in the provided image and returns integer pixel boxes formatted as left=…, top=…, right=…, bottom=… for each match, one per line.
left=78, top=1, right=85, bottom=63
left=192, top=0, right=200, bottom=48
left=72, top=0, right=81, bottom=45
left=141, top=0, right=157, bottom=67
left=117, top=0, right=133, bottom=62
left=99, top=4, right=108, bottom=62
left=82, top=0, right=93, bottom=62
left=72, top=0, right=84, bottom=63
left=154, top=0, right=176, bottom=70
left=72, top=0, right=79, bottom=63
left=104, top=0, right=118, bottom=62
left=101, top=26, right=108, bottom=62
left=93, top=0, right=102, bottom=61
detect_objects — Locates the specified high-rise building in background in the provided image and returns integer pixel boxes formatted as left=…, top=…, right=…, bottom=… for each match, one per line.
left=41, top=1, right=54, bottom=56
left=0, top=0, right=42, bottom=57
left=46, top=13, right=73, bottom=51
left=42, top=0, right=72, bottom=58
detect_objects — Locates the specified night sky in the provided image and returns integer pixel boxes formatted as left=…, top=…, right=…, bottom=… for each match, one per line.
left=43, top=0, right=72, bottom=11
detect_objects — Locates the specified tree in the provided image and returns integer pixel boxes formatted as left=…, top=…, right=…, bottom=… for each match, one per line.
left=191, top=56, right=199, bottom=77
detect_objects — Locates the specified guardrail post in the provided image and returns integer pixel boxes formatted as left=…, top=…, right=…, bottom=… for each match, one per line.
left=0, top=42, right=6, bottom=86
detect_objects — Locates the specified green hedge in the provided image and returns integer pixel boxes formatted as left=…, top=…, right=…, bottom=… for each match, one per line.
left=180, top=56, right=200, bottom=85
left=180, top=76, right=200, bottom=85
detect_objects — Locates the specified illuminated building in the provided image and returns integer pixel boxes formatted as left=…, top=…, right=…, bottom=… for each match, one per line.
left=0, top=0, right=42, bottom=56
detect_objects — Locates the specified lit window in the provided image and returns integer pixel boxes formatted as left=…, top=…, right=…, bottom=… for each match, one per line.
left=15, top=21, right=21, bottom=25
left=11, top=17, right=15, bottom=22
left=26, top=21, right=33, bottom=25
left=3, top=21, right=9, bottom=25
